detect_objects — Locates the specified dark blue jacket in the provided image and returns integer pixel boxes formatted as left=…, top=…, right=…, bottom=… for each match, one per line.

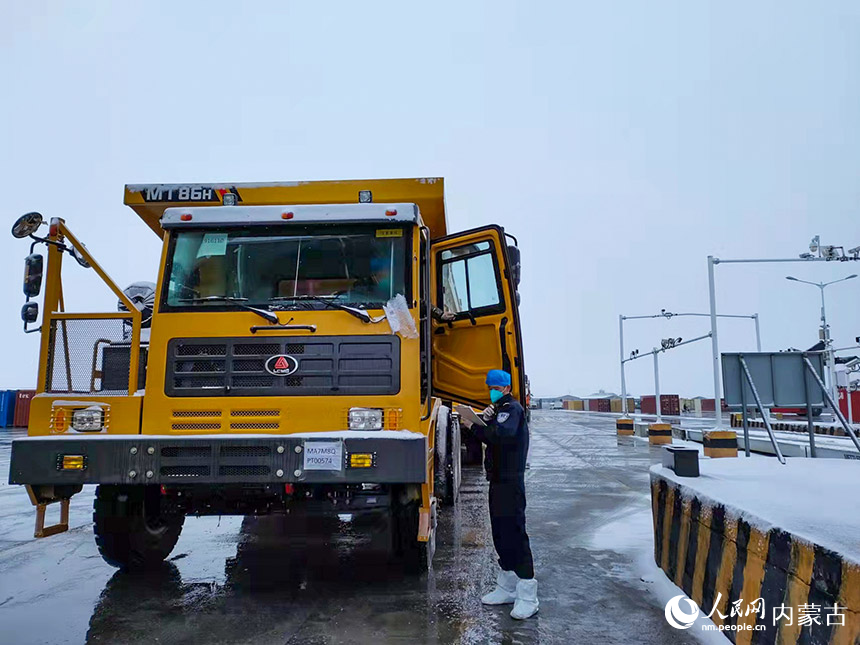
left=473, top=394, right=529, bottom=482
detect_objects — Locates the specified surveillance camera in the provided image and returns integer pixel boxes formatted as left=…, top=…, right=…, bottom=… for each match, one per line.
left=846, top=357, right=860, bottom=369
left=810, top=235, right=820, bottom=253
left=799, top=253, right=813, bottom=259
left=849, top=246, right=860, bottom=256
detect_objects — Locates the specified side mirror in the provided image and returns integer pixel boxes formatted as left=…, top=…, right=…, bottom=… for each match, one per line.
left=12, top=212, right=43, bottom=238
left=24, top=253, right=44, bottom=297
left=507, top=244, right=521, bottom=287
left=21, top=302, right=39, bottom=324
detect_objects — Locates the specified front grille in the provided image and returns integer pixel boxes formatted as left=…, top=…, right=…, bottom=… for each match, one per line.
left=171, top=422, right=221, bottom=430
left=231, top=409, right=278, bottom=417
left=219, top=465, right=270, bottom=476
left=221, top=446, right=271, bottom=457
left=234, top=343, right=279, bottom=356
left=161, top=465, right=209, bottom=477
left=229, top=422, right=279, bottom=430
left=176, top=344, right=225, bottom=357
left=161, top=446, right=211, bottom=458
left=166, top=336, right=400, bottom=397
left=173, top=410, right=222, bottom=418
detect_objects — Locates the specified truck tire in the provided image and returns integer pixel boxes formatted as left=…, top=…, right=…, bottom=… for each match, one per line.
left=434, top=408, right=462, bottom=507
left=93, top=485, right=184, bottom=571
left=391, top=497, right=436, bottom=572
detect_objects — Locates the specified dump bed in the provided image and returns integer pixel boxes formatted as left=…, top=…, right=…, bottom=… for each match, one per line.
left=124, top=177, right=447, bottom=238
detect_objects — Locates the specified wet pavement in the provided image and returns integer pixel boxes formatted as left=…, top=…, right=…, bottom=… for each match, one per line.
left=0, top=412, right=701, bottom=644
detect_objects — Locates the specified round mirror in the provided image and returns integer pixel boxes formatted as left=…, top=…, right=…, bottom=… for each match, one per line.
left=11, top=212, right=43, bottom=238
left=71, top=244, right=90, bottom=268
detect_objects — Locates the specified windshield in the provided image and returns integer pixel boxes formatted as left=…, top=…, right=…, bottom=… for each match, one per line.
left=162, top=224, right=410, bottom=309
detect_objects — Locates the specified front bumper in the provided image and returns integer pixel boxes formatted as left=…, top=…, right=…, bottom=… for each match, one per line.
left=9, top=431, right=427, bottom=486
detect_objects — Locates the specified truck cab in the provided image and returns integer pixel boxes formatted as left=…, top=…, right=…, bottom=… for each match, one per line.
left=9, top=178, right=525, bottom=571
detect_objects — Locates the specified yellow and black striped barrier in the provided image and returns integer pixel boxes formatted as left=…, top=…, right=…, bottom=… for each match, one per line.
left=703, top=430, right=738, bottom=458
left=648, top=422, right=673, bottom=445
left=616, top=417, right=635, bottom=436
left=651, top=474, right=860, bottom=644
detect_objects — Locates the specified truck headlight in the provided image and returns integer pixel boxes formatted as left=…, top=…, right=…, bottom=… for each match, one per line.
left=348, top=408, right=383, bottom=431
left=72, top=407, right=104, bottom=432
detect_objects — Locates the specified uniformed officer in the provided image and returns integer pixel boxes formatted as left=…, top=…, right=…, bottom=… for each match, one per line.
left=468, top=369, right=538, bottom=620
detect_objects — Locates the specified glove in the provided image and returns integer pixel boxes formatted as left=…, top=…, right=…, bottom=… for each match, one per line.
left=481, top=405, right=496, bottom=422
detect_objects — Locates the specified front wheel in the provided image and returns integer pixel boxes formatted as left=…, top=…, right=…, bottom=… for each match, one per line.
left=93, top=485, right=184, bottom=571
left=391, top=496, right=436, bottom=572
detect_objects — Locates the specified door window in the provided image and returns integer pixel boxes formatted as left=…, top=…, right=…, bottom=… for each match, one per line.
left=438, top=241, right=502, bottom=316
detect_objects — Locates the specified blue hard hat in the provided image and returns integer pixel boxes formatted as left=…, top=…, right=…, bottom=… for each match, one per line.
left=485, top=369, right=511, bottom=387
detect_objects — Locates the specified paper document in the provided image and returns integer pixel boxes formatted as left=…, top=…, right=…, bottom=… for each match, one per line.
left=456, top=404, right=487, bottom=427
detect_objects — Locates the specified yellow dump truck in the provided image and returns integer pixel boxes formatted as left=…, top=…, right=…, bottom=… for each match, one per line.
left=8, top=178, right=525, bottom=571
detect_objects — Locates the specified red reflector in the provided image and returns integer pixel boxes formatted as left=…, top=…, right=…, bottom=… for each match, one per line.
left=49, top=220, right=59, bottom=237
left=385, top=209, right=397, bottom=217
left=160, top=485, right=167, bottom=495
left=281, top=211, right=294, bottom=219
left=284, top=484, right=294, bottom=495
left=180, top=213, right=193, bottom=221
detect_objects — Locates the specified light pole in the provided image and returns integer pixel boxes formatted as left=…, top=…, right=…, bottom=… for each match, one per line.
left=623, top=334, right=712, bottom=420
left=706, top=236, right=860, bottom=429
left=619, top=310, right=759, bottom=419
left=785, top=274, right=857, bottom=404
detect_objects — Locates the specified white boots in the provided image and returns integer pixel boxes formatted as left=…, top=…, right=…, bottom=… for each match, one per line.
left=510, top=577, right=539, bottom=619
left=481, top=570, right=539, bottom=619
left=481, top=569, right=518, bottom=605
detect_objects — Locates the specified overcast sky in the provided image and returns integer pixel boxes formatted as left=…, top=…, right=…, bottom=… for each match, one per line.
left=2, top=1, right=859, bottom=399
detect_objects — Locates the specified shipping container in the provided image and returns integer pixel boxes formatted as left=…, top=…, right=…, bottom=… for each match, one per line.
left=13, top=389, right=36, bottom=427
left=597, top=399, right=611, bottom=413
left=701, top=398, right=716, bottom=412
left=838, top=388, right=860, bottom=421
left=661, top=395, right=680, bottom=416
left=0, top=390, right=16, bottom=428
left=641, top=395, right=656, bottom=415
left=640, top=394, right=680, bottom=416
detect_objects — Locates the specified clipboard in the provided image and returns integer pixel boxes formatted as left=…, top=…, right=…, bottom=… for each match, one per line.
left=455, top=404, right=487, bottom=427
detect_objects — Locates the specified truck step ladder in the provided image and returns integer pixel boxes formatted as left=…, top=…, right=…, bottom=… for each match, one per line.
left=26, top=485, right=70, bottom=538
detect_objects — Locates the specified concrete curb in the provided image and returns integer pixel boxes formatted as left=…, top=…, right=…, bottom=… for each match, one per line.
left=650, top=472, right=860, bottom=644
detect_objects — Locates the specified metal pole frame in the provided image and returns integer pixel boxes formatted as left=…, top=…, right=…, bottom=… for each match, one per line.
left=706, top=252, right=859, bottom=433
left=619, top=315, right=628, bottom=417
left=739, top=365, right=751, bottom=458
left=802, top=355, right=860, bottom=454
left=738, top=356, right=786, bottom=464
left=708, top=257, right=723, bottom=428
left=653, top=349, right=661, bottom=423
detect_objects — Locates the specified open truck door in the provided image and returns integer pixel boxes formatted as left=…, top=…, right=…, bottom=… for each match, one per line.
left=430, top=226, right=525, bottom=409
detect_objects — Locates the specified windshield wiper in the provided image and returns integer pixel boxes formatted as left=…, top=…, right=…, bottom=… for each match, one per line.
left=269, top=295, right=385, bottom=324
left=180, top=296, right=280, bottom=324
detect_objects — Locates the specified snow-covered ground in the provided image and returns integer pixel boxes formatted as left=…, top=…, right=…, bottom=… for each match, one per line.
left=652, top=459, right=860, bottom=565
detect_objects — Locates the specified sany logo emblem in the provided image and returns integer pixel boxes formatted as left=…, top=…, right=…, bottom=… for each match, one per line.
left=664, top=595, right=699, bottom=630
left=264, top=355, right=299, bottom=376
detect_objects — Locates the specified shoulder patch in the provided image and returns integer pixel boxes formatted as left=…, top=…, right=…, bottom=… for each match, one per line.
left=497, top=412, right=511, bottom=423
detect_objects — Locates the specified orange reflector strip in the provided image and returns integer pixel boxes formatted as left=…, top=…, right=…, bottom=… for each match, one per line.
left=281, top=211, right=294, bottom=219
left=385, top=209, right=397, bottom=217
left=180, top=213, right=193, bottom=221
